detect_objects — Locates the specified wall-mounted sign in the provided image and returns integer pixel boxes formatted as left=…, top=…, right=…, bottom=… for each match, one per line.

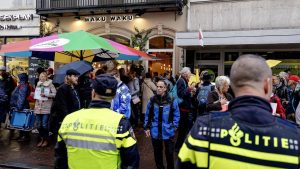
left=85, top=15, right=134, bottom=23
left=0, top=10, right=40, bottom=36
left=0, top=25, right=21, bottom=30
left=0, top=14, right=33, bottom=21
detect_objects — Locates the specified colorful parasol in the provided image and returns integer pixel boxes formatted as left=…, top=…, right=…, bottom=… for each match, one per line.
left=0, top=30, right=153, bottom=63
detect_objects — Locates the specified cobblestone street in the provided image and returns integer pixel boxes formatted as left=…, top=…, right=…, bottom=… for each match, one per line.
left=0, top=127, right=164, bottom=169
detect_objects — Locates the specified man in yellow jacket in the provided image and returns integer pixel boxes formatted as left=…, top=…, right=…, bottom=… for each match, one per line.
left=54, top=74, right=139, bottom=169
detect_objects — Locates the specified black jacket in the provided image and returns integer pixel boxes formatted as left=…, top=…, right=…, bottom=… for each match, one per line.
left=176, top=77, right=193, bottom=109
left=51, top=84, right=81, bottom=122
left=206, top=90, right=233, bottom=112
left=77, top=76, right=92, bottom=108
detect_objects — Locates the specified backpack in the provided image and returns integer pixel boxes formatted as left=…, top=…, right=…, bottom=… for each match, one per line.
left=169, top=79, right=185, bottom=104
left=197, top=84, right=214, bottom=106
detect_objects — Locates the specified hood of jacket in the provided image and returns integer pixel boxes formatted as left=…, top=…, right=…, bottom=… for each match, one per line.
left=18, top=73, right=28, bottom=83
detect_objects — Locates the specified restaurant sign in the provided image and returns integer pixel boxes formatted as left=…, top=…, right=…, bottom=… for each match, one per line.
left=85, top=15, right=134, bottom=23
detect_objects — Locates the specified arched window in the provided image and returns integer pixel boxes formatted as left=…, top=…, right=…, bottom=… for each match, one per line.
left=148, top=36, right=174, bottom=76
left=101, top=34, right=130, bottom=46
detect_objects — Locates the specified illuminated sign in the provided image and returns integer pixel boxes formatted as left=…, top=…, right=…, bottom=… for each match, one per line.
left=85, top=15, right=134, bottom=22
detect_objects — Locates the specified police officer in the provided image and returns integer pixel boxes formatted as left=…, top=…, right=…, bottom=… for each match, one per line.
left=54, top=74, right=139, bottom=169
left=177, top=55, right=300, bottom=169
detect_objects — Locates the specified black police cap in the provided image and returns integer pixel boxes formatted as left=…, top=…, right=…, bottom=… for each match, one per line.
left=92, top=74, right=118, bottom=96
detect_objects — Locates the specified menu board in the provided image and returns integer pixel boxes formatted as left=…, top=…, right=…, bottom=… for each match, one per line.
left=28, top=57, right=40, bottom=87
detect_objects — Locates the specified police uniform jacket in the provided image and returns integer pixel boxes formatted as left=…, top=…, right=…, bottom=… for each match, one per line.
left=177, top=95, right=300, bottom=169
left=54, top=100, right=139, bottom=169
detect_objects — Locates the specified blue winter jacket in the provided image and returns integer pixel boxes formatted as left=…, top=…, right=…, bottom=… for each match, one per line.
left=144, top=94, right=180, bottom=140
left=111, top=82, right=131, bottom=119
left=10, top=73, right=30, bottom=110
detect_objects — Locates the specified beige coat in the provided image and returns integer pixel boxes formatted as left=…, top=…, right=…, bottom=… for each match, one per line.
left=34, top=80, right=57, bottom=114
left=142, top=78, right=157, bottom=114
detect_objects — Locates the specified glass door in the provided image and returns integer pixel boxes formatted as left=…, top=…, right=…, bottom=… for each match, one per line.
left=198, top=63, right=220, bottom=81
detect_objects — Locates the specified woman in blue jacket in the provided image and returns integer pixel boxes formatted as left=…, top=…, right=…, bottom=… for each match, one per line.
left=144, top=79, right=180, bottom=169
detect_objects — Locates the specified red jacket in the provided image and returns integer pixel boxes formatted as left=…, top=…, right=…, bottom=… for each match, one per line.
left=270, top=95, right=286, bottom=119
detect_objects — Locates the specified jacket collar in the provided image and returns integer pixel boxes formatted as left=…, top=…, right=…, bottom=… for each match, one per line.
left=153, top=94, right=172, bottom=104
left=89, top=100, right=111, bottom=109
left=229, top=95, right=275, bottom=125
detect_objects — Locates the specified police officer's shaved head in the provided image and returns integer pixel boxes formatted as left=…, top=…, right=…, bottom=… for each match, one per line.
left=230, top=54, right=272, bottom=99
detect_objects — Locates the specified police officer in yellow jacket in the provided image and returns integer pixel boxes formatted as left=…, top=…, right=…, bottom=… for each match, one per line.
left=54, top=74, right=139, bottom=169
left=177, top=55, right=300, bottom=169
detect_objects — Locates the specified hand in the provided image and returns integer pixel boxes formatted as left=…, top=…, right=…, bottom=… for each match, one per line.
left=220, top=98, right=227, bottom=105
left=145, top=130, right=151, bottom=138
left=282, top=101, right=289, bottom=105
left=40, top=93, right=46, bottom=97
left=275, top=113, right=281, bottom=117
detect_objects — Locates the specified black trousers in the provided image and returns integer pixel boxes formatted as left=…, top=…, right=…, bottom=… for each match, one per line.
left=130, top=101, right=140, bottom=127
left=175, top=111, right=194, bottom=152
left=151, top=138, right=174, bottom=169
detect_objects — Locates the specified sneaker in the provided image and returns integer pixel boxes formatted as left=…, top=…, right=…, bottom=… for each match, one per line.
left=32, top=129, right=39, bottom=134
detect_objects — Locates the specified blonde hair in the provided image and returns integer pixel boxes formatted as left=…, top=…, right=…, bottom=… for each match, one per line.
left=39, top=72, right=48, bottom=79
left=215, top=76, right=230, bottom=90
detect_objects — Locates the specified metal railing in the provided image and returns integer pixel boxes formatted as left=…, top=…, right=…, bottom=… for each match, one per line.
left=36, top=0, right=183, bottom=10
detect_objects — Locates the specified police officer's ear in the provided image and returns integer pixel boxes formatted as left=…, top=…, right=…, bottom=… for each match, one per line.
left=264, top=77, right=272, bottom=99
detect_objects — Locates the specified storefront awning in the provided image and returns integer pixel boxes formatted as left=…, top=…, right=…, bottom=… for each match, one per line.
left=176, top=28, right=300, bottom=47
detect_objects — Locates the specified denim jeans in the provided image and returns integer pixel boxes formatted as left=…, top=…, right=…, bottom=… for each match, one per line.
left=35, top=114, right=49, bottom=138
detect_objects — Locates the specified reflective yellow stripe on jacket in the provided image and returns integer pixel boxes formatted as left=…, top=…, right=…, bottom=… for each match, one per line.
left=178, top=135, right=299, bottom=169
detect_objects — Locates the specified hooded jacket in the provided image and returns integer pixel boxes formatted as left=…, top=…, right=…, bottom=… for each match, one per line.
left=10, top=73, right=30, bottom=110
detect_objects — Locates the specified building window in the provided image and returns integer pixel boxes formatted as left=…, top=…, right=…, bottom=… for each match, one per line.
left=243, top=51, right=300, bottom=75
left=5, top=37, right=30, bottom=79
left=101, top=34, right=130, bottom=46
left=195, top=53, right=220, bottom=60
left=149, top=36, right=173, bottom=49
left=224, top=52, right=239, bottom=76
left=148, top=36, right=174, bottom=76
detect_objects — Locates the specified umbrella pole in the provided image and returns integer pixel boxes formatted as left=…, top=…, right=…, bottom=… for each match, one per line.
left=80, top=50, right=83, bottom=60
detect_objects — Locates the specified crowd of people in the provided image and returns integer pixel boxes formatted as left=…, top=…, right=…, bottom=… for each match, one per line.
left=0, top=54, right=300, bottom=169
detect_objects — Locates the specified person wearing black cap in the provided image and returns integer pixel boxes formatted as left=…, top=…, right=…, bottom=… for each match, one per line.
left=54, top=74, right=140, bottom=169
left=50, top=69, right=81, bottom=134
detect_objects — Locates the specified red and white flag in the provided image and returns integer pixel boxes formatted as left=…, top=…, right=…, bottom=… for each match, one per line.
left=198, top=28, right=204, bottom=46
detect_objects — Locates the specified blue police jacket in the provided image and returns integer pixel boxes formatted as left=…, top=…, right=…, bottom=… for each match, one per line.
left=144, top=94, right=180, bottom=140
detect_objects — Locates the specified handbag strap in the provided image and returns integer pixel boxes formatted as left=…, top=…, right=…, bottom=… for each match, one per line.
left=143, top=81, right=155, bottom=94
